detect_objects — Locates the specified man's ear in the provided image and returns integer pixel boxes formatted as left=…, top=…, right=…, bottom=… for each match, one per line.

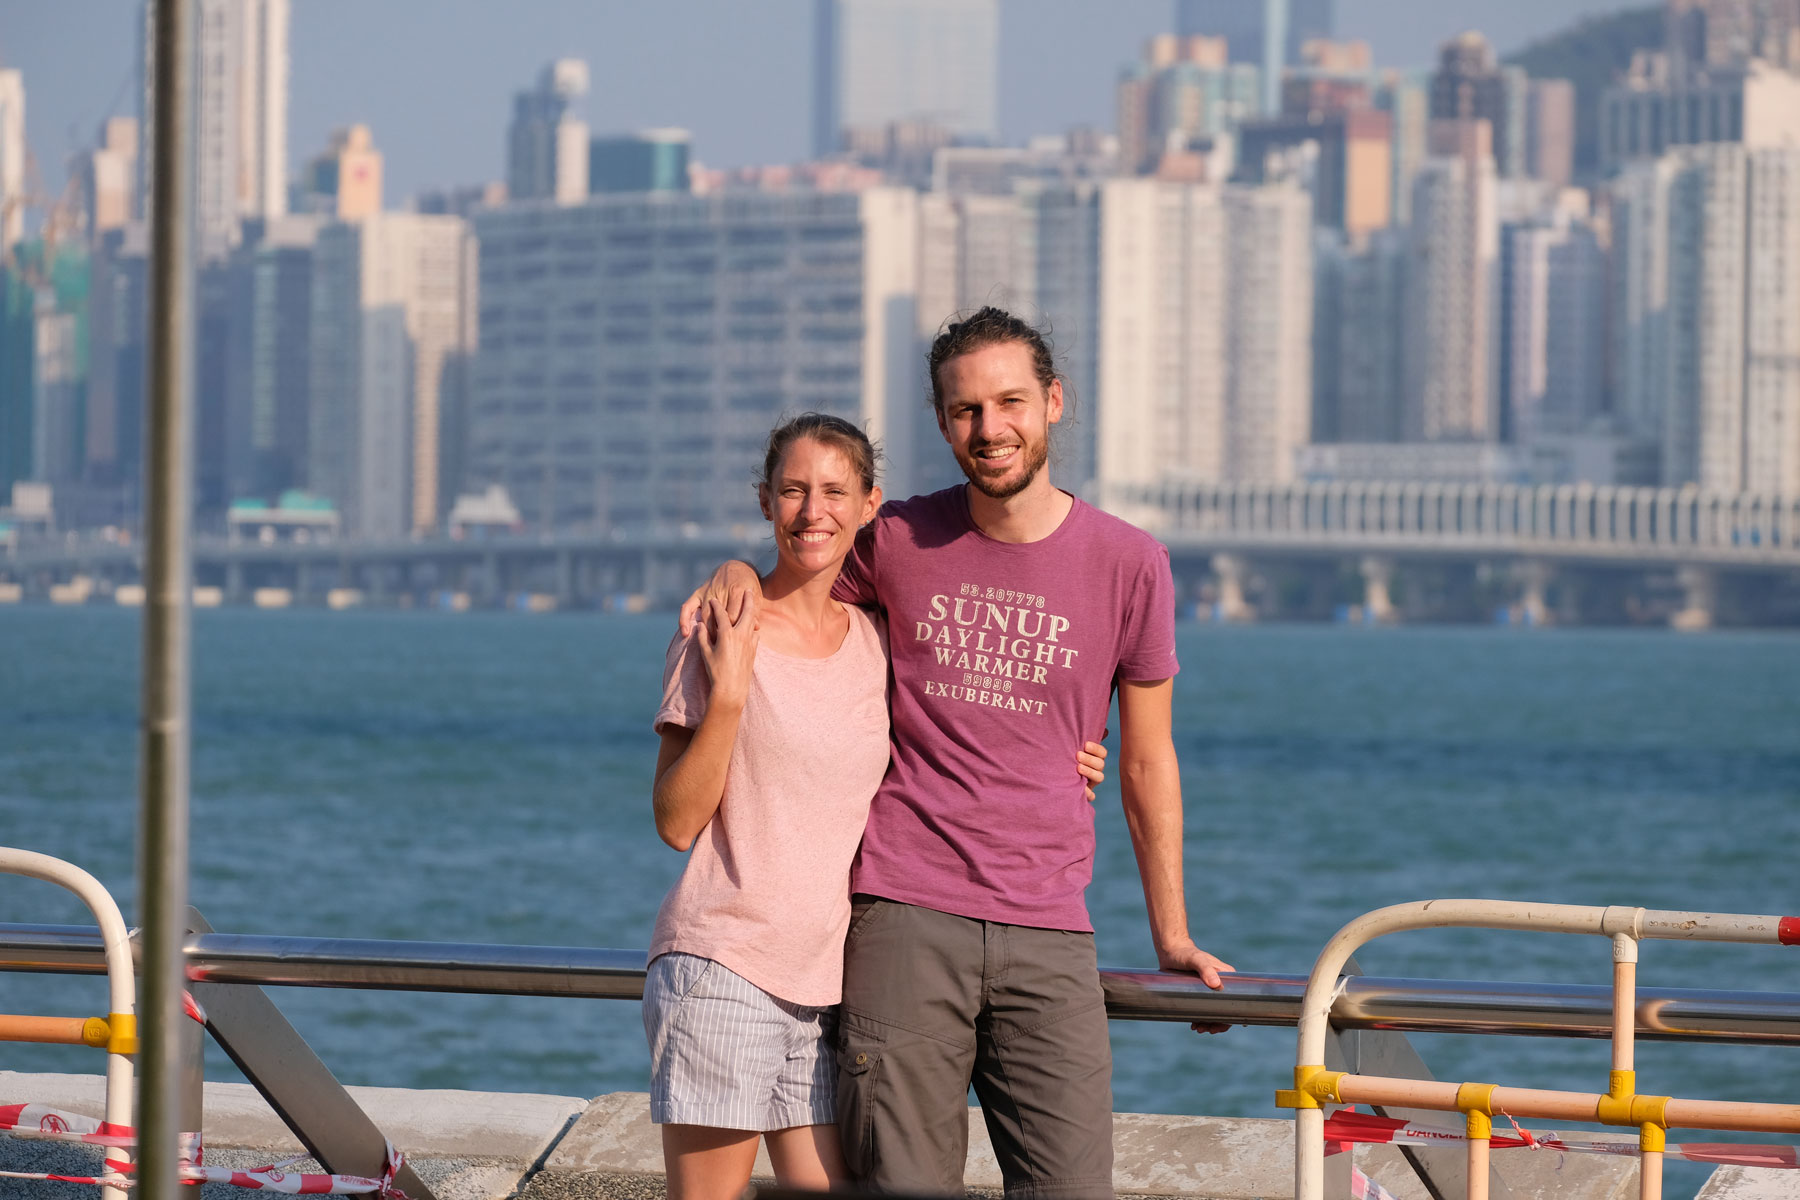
left=1046, top=378, right=1064, bottom=427
left=935, top=402, right=950, bottom=443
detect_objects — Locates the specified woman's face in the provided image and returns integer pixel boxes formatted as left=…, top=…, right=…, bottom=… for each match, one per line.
left=759, top=437, right=879, bottom=576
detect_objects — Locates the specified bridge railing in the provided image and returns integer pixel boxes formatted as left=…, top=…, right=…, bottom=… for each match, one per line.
left=1118, top=480, right=1800, bottom=561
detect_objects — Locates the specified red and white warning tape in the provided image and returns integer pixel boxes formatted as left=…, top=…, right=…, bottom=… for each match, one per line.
left=1, top=1103, right=410, bottom=1196
left=1325, top=1109, right=1800, bottom=1170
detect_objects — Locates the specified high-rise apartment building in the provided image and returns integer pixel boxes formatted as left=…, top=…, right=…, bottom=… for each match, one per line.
left=1375, top=72, right=1428, bottom=225
left=1525, top=79, right=1576, bottom=188
left=1117, top=36, right=1260, bottom=176
left=1236, top=108, right=1393, bottom=237
left=1502, top=194, right=1606, bottom=446
left=1404, top=119, right=1499, bottom=443
left=71, top=118, right=139, bottom=235
left=246, top=215, right=322, bottom=499
left=309, top=214, right=474, bottom=537
left=0, top=70, right=24, bottom=250
left=140, top=0, right=289, bottom=251
left=84, top=225, right=150, bottom=507
left=1611, top=144, right=1800, bottom=491
left=1600, top=60, right=1800, bottom=173
left=1096, top=178, right=1312, bottom=505
left=812, top=0, right=999, bottom=157
left=469, top=189, right=922, bottom=529
left=508, top=60, right=590, bottom=205
left=1429, top=32, right=1530, bottom=179
left=1667, top=0, right=1800, bottom=75
left=1313, top=227, right=1406, bottom=442
left=296, top=125, right=383, bottom=220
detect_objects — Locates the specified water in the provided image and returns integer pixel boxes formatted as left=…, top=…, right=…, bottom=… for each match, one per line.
left=4, top=608, right=1799, bottom=1194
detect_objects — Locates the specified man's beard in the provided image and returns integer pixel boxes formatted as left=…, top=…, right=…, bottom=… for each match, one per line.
left=957, top=435, right=1050, bottom=500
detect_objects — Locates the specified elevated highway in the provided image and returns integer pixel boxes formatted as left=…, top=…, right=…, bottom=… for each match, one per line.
left=5, top=482, right=1797, bottom=626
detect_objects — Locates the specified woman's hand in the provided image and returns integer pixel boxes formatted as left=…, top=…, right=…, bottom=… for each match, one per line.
left=697, top=586, right=759, bottom=712
left=680, top=561, right=762, bottom=636
left=1077, top=740, right=1108, bottom=803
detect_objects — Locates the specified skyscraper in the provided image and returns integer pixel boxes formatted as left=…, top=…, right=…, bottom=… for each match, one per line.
left=1116, top=36, right=1260, bottom=176
left=1428, top=32, right=1530, bottom=179
left=1502, top=194, right=1606, bottom=446
left=508, top=60, right=590, bottom=205
left=139, top=0, right=289, bottom=251
left=72, top=118, right=139, bottom=235
left=1404, top=119, right=1499, bottom=443
left=812, top=0, right=1000, bottom=157
left=308, top=214, right=474, bottom=537
left=296, top=125, right=383, bottom=220
left=0, top=70, right=24, bottom=250
left=1176, top=0, right=1335, bottom=65
left=1097, top=177, right=1312, bottom=506
left=468, top=189, right=922, bottom=527
left=1611, top=144, right=1800, bottom=491
left=1176, top=0, right=1334, bottom=110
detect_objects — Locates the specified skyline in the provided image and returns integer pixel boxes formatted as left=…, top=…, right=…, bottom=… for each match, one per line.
left=6, top=0, right=1631, bottom=206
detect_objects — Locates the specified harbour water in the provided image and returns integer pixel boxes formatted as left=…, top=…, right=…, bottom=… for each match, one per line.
left=3, top=607, right=1799, bottom=1191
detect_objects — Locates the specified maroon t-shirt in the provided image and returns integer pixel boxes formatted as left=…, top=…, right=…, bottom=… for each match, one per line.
left=833, top=486, right=1179, bottom=931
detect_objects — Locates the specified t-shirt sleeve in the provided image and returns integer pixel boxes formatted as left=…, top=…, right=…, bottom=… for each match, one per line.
left=653, top=631, right=712, bottom=733
left=831, top=519, right=880, bottom=608
left=1117, top=543, right=1180, bottom=682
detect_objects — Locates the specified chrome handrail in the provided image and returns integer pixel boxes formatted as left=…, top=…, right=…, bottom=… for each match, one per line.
left=7, top=923, right=1800, bottom=1045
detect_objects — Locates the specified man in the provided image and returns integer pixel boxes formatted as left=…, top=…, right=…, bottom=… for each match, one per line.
left=686, top=307, right=1232, bottom=1197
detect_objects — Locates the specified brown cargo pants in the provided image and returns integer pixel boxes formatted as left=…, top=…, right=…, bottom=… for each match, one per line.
left=836, top=895, right=1115, bottom=1198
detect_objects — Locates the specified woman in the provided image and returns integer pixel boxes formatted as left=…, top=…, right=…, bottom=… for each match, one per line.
left=645, top=413, right=1106, bottom=1200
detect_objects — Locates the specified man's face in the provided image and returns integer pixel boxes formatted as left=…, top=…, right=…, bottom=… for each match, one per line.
left=934, top=341, right=1063, bottom=501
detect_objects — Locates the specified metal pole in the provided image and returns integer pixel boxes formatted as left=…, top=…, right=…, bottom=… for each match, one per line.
left=139, top=0, right=195, bottom=1197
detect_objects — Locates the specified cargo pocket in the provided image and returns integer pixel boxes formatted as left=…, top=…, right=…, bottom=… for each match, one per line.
left=836, top=1014, right=886, bottom=1180
left=845, top=896, right=886, bottom=946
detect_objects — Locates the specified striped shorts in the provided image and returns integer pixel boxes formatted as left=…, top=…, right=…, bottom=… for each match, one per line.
left=642, top=952, right=837, bottom=1132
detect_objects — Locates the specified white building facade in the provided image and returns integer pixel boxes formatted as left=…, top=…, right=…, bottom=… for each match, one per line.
left=308, top=213, right=474, bottom=538
left=1611, top=144, right=1800, bottom=492
left=140, top=0, right=289, bottom=250
left=1097, top=177, right=1312, bottom=508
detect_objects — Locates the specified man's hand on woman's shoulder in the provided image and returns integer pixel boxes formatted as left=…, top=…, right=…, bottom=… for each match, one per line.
left=678, top=560, right=763, bottom=636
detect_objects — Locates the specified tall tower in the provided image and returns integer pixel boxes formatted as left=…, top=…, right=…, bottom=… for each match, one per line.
left=0, top=70, right=23, bottom=250
left=1404, top=119, right=1499, bottom=443
left=813, top=0, right=1000, bottom=156
left=507, top=60, right=589, bottom=204
left=139, top=0, right=289, bottom=250
left=1175, top=0, right=1335, bottom=73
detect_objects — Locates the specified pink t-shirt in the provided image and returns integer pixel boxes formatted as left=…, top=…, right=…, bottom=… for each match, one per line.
left=649, top=605, right=890, bottom=1007
left=833, top=487, right=1178, bottom=932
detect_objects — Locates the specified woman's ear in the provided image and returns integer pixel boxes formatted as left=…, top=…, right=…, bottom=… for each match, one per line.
left=757, top=483, right=772, bottom=522
left=861, top=486, right=882, bottom=526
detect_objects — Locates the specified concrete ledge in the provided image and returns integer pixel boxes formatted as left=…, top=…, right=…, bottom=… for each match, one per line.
left=1699, top=1167, right=1800, bottom=1199
left=1, top=1070, right=585, bottom=1200
left=1, top=1075, right=1650, bottom=1199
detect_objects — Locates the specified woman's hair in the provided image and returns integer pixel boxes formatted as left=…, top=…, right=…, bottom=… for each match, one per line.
left=757, top=412, right=881, bottom=495
left=926, top=306, right=1060, bottom=412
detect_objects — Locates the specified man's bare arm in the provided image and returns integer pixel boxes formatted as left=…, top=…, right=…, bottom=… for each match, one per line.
left=1116, top=677, right=1235, bottom=990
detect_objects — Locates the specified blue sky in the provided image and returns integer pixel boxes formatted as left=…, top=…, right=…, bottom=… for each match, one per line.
left=3, top=0, right=1633, bottom=205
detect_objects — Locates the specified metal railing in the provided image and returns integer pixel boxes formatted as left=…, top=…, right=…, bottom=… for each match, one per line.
left=1280, top=900, right=1800, bottom=1200
left=1115, top=479, right=1800, bottom=565
left=10, top=922, right=1800, bottom=1045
